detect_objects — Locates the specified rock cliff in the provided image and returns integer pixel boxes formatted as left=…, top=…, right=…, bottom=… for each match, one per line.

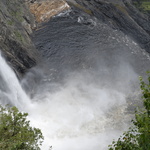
left=0, top=0, right=70, bottom=76
left=67, top=0, right=150, bottom=52
left=0, top=0, right=38, bottom=76
left=0, top=0, right=150, bottom=76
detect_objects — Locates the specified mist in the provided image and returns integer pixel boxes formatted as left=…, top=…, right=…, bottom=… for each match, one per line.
left=0, top=34, right=147, bottom=150
left=20, top=58, right=139, bottom=150
left=0, top=10, right=149, bottom=149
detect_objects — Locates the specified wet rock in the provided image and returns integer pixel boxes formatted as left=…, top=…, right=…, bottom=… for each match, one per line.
left=0, top=0, right=150, bottom=77
left=68, top=0, right=150, bottom=53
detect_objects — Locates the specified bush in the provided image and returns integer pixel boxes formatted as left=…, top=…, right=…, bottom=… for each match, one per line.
left=108, top=73, right=150, bottom=150
left=0, top=105, right=44, bottom=150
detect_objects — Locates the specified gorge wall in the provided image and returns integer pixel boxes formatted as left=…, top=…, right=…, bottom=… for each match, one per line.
left=0, top=0, right=150, bottom=76
left=0, top=0, right=37, bottom=76
left=0, top=0, right=70, bottom=76
left=67, top=0, right=150, bottom=52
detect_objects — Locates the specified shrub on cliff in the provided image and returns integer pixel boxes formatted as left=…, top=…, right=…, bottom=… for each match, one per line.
left=133, top=0, right=150, bottom=13
left=108, top=73, right=150, bottom=150
left=0, top=105, right=44, bottom=150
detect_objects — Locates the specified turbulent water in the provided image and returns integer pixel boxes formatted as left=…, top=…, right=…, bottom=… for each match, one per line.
left=1, top=9, right=150, bottom=150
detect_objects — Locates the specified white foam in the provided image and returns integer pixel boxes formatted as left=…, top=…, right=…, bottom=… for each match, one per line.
left=0, top=53, right=135, bottom=150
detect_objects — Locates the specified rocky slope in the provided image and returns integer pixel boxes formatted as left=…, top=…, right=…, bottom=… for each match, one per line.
left=0, top=0, right=38, bottom=76
left=67, top=0, right=150, bottom=52
left=0, top=0, right=70, bottom=76
left=0, top=0, right=150, bottom=76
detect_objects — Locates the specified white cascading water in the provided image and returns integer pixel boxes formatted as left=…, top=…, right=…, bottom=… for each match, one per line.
left=0, top=53, right=30, bottom=108
left=0, top=52, right=138, bottom=150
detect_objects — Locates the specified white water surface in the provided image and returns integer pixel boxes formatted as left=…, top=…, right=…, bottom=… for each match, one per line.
left=0, top=53, right=139, bottom=150
left=1, top=8, right=149, bottom=149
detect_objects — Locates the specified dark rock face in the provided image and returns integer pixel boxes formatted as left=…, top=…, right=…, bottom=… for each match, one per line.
left=0, top=0, right=38, bottom=76
left=3, top=38, right=36, bottom=74
left=0, top=0, right=150, bottom=76
left=68, top=0, right=150, bottom=52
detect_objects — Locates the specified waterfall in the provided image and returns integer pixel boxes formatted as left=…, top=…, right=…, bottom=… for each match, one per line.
left=0, top=9, right=145, bottom=148
left=0, top=52, right=134, bottom=150
left=0, top=53, right=30, bottom=109
left=1, top=0, right=150, bottom=149
left=0, top=46, right=140, bottom=150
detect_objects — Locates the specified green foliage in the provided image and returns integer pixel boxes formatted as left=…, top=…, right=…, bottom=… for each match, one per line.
left=7, top=20, right=14, bottom=26
left=108, top=73, right=150, bottom=150
left=69, top=2, right=92, bottom=15
left=0, top=105, right=44, bottom=150
left=14, top=31, right=24, bottom=43
left=133, top=0, right=150, bottom=12
left=10, top=10, right=24, bottom=22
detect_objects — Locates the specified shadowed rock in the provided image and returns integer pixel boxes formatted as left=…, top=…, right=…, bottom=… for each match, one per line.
left=0, top=0, right=39, bottom=77
left=67, top=0, right=150, bottom=53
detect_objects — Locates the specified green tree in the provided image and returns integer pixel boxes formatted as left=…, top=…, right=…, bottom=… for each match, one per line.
left=108, top=73, right=150, bottom=150
left=0, top=105, right=44, bottom=150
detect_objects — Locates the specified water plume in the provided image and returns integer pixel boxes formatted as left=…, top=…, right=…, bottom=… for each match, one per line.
left=0, top=45, right=141, bottom=150
left=21, top=63, right=138, bottom=150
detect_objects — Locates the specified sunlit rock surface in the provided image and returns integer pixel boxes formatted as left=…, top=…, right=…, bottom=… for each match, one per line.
left=29, top=0, right=70, bottom=23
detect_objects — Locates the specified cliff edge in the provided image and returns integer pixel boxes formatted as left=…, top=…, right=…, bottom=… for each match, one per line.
left=0, top=0, right=38, bottom=76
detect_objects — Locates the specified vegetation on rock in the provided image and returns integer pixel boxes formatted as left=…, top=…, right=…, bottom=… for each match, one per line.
left=108, top=73, right=150, bottom=150
left=133, top=0, right=150, bottom=13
